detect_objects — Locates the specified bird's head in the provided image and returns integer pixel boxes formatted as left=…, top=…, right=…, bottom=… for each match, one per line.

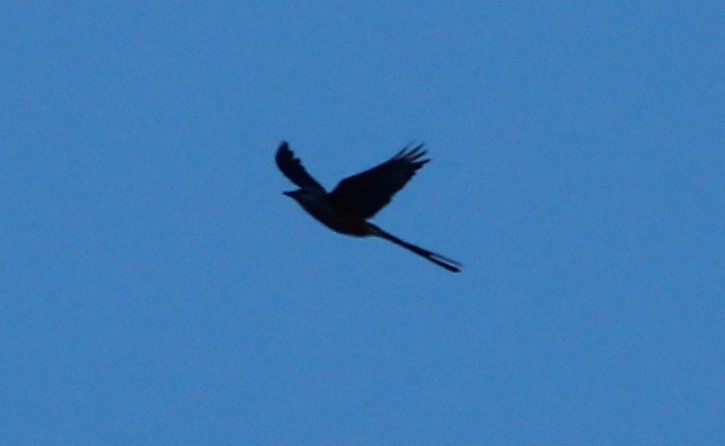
left=282, top=189, right=300, bottom=197
left=282, top=189, right=304, bottom=201
left=282, top=188, right=324, bottom=205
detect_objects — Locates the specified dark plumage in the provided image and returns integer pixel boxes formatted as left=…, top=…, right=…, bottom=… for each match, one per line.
left=328, top=144, right=429, bottom=218
left=275, top=141, right=461, bottom=272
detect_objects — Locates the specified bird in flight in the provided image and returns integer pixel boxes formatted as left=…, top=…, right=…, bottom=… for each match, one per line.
left=275, top=141, right=462, bottom=272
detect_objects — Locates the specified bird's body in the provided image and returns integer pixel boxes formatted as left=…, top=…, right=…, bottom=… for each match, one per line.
left=284, top=189, right=369, bottom=236
left=276, top=141, right=461, bottom=272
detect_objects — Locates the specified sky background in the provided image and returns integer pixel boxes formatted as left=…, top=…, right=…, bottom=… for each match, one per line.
left=1, top=1, right=722, bottom=445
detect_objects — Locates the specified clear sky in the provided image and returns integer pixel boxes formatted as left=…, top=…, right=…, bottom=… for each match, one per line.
left=1, top=2, right=722, bottom=445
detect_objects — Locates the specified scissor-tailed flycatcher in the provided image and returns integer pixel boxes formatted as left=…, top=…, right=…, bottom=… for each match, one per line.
left=275, top=141, right=461, bottom=272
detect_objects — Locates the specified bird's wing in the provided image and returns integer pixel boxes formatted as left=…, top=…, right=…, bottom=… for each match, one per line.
left=328, top=144, right=429, bottom=219
left=275, top=141, right=325, bottom=191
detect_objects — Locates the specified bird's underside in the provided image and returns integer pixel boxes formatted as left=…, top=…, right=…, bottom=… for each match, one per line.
left=275, top=141, right=461, bottom=272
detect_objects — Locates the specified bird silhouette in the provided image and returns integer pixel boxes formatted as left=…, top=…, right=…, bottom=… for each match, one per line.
left=275, top=141, right=461, bottom=272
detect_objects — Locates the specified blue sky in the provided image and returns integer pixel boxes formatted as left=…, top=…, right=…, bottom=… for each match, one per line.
left=1, top=1, right=722, bottom=445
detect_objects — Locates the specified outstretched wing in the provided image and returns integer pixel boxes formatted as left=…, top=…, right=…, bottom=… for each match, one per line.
left=328, top=143, right=429, bottom=219
left=275, top=141, right=325, bottom=191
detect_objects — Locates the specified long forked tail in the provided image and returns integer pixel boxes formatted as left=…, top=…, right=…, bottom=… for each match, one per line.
left=369, top=224, right=462, bottom=273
